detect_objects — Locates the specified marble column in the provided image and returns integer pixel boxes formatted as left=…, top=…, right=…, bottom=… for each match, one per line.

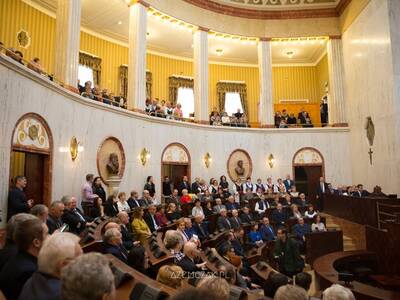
left=54, top=0, right=81, bottom=87
left=193, top=28, right=209, bottom=123
left=327, top=37, right=347, bottom=126
left=257, top=38, right=274, bottom=127
left=127, top=1, right=148, bottom=110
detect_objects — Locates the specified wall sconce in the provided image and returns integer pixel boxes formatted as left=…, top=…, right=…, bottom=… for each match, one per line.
left=138, top=148, right=150, bottom=166
left=204, top=152, right=212, bottom=168
left=268, top=154, right=275, bottom=168
left=59, top=136, right=84, bottom=161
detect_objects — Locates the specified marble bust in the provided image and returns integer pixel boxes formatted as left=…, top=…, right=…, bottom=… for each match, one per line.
left=235, top=160, right=245, bottom=177
left=106, top=153, right=119, bottom=176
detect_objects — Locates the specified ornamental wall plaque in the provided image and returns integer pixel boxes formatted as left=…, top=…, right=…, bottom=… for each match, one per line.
left=17, top=29, right=31, bottom=49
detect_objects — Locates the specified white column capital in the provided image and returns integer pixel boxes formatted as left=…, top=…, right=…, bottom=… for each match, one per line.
left=54, top=0, right=81, bottom=87
left=193, top=30, right=209, bottom=123
left=127, top=2, right=148, bottom=110
left=258, top=39, right=274, bottom=127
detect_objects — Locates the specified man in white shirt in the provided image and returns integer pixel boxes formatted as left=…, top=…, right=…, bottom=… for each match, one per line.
left=255, top=196, right=270, bottom=217
left=242, top=177, right=255, bottom=193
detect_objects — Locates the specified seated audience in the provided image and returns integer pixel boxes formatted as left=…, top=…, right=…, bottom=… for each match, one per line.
left=90, top=196, right=104, bottom=219
left=322, top=283, right=355, bottom=300
left=131, top=207, right=151, bottom=245
left=19, top=232, right=82, bottom=300
left=117, top=192, right=130, bottom=212
left=156, top=265, right=184, bottom=289
left=61, top=253, right=115, bottom=300
left=174, top=103, right=183, bottom=118
left=311, top=215, right=326, bottom=232
left=296, top=193, right=308, bottom=207
left=273, top=228, right=304, bottom=277
left=169, top=287, right=224, bottom=300
left=144, top=176, right=156, bottom=197
left=248, top=224, right=263, bottom=247
left=163, top=230, right=184, bottom=262
left=191, top=199, right=205, bottom=219
left=7, top=175, right=33, bottom=220
left=27, top=57, right=43, bottom=74
left=290, top=185, right=299, bottom=197
left=240, top=206, right=253, bottom=224
left=226, top=195, right=238, bottom=211
left=0, top=213, right=36, bottom=270
left=104, top=195, right=119, bottom=217
left=166, top=203, right=181, bottom=222
left=117, top=211, right=135, bottom=250
left=213, top=198, right=226, bottom=214
left=294, top=272, right=316, bottom=299
left=293, top=218, right=311, bottom=251
left=270, top=203, right=287, bottom=226
left=197, top=276, right=230, bottom=300
left=0, top=217, right=48, bottom=299
left=263, top=272, right=289, bottom=298
left=155, top=204, right=169, bottom=227
left=127, top=243, right=150, bottom=275
left=217, top=209, right=232, bottom=231
left=192, top=216, right=209, bottom=241
left=103, top=228, right=128, bottom=264
left=184, top=218, right=195, bottom=240
left=177, top=242, right=206, bottom=274
left=231, top=228, right=246, bottom=257
left=180, top=189, right=192, bottom=204
left=144, top=204, right=159, bottom=232
left=6, top=47, right=24, bottom=64
left=290, top=204, right=302, bottom=219
left=92, top=176, right=106, bottom=202
left=141, top=190, right=154, bottom=206
left=287, top=113, right=297, bottom=125
left=255, top=196, right=270, bottom=217
left=229, top=209, right=241, bottom=229
left=274, top=284, right=308, bottom=300
left=46, top=201, right=65, bottom=234
left=176, top=218, right=190, bottom=244
left=61, top=195, right=93, bottom=234
left=203, top=200, right=214, bottom=217
left=304, top=204, right=317, bottom=219
left=30, top=204, right=49, bottom=223
left=259, top=217, right=276, bottom=242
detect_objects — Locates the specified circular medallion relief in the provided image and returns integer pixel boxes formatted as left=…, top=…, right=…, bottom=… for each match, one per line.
left=97, top=137, right=126, bottom=185
left=227, top=149, right=253, bottom=182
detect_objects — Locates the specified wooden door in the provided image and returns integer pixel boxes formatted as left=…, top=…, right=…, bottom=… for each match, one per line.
left=24, top=153, right=45, bottom=205
left=162, top=164, right=188, bottom=193
left=294, top=166, right=322, bottom=204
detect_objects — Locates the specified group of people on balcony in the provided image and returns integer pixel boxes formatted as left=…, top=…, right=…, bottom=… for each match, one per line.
left=78, top=80, right=127, bottom=109
left=274, top=109, right=314, bottom=128
left=209, top=108, right=249, bottom=127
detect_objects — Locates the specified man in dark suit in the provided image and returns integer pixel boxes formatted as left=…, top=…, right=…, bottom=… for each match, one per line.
left=239, top=206, right=253, bottom=224
left=293, top=218, right=311, bottom=253
left=0, top=218, right=48, bottom=300
left=226, top=195, right=239, bottom=211
left=19, top=231, right=82, bottom=300
left=316, top=176, right=329, bottom=211
left=127, top=190, right=144, bottom=209
left=46, top=201, right=65, bottom=234
left=162, top=176, right=173, bottom=197
left=229, top=209, right=242, bottom=229
left=192, top=216, right=209, bottom=241
left=191, top=177, right=201, bottom=194
left=259, top=217, right=275, bottom=242
left=283, top=174, right=294, bottom=192
left=358, top=184, right=370, bottom=197
left=7, top=175, right=34, bottom=220
left=143, top=204, right=158, bottom=233
left=270, top=204, right=287, bottom=226
left=102, top=227, right=129, bottom=264
left=178, top=175, right=191, bottom=195
left=177, top=242, right=206, bottom=274
left=61, top=196, right=93, bottom=234
left=217, top=209, right=232, bottom=231
left=117, top=211, right=136, bottom=250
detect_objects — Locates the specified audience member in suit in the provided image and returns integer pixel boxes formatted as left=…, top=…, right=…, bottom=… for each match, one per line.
left=248, top=224, right=263, bottom=247
left=166, top=203, right=182, bottom=222
left=166, top=189, right=181, bottom=207
left=293, top=218, right=311, bottom=253
left=127, top=190, right=143, bottom=209
left=259, top=217, right=276, bottom=242
left=155, top=205, right=170, bottom=227
left=270, top=203, right=287, bottom=226
left=191, top=177, right=201, bottom=194
left=117, top=211, right=136, bottom=250
left=144, top=176, right=156, bottom=198
left=92, top=176, right=106, bottom=203
left=316, top=176, right=329, bottom=211
left=184, top=218, right=196, bottom=240
left=104, top=195, right=119, bottom=217
left=61, top=196, right=93, bottom=235
left=0, top=213, right=36, bottom=271
left=203, top=201, right=214, bottom=218
left=140, top=190, right=154, bottom=206
left=46, top=201, right=65, bottom=234
left=178, top=175, right=191, bottom=195
left=242, top=188, right=255, bottom=203
left=0, top=217, right=48, bottom=300
left=217, top=209, right=232, bottom=231
left=295, top=193, right=308, bottom=208
left=239, top=206, right=253, bottom=224
left=358, top=184, right=370, bottom=197
left=102, top=228, right=129, bottom=264
left=192, top=216, right=209, bottom=241
left=7, top=175, right=33, bottom=220
left=19, top=232, right=82, bottom=300
left=231, top=228, right=246, bottom=257
left=229, top=209, right=241, bottom=229
left=162, top=176, right=173, bottom=197
left=255, top=196, right=270, bottom=218
left=177, top=242, right=206, bottom=274
left=263, top=272, right=289, bottom=299
left=283, top=175, right=294, bottom=192
left=225, top=195, right=239, bottom=211
left=274, top=228, right=304, bottom=277
left=176, top=219, right=190, bottom=244
left=143, top=204, right=159, bottom=233
left=213, top=198, right=226, bottom=214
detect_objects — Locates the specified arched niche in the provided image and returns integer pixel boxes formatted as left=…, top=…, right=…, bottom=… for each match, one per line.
left=10, top=113, right=53, bottom=206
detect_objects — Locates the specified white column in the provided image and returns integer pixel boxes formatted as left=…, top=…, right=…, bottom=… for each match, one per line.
left=327, top=38, right=347, bottom=125
left=257, top=39, right=274, bottom=127
left=54, top=0, right=81, bottom=87
left=127, top=1, right=148, bottom=110
left=193, top=28, right=209, bottom=123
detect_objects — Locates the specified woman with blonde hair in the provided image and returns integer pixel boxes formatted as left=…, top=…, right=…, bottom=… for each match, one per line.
left=156, top=265, right=184, bottom=288
left=131, top=207, right=151, bottom=245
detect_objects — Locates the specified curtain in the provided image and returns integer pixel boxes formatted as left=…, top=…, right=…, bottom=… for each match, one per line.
left=79, top=52, right=102, bottom=86
left=216, top=82, right=248, bottom=114
left=168, top=76, right=194, bottom=105
left=119, top=66, right=152, bottom=99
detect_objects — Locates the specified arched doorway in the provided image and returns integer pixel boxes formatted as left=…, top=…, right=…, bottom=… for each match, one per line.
left=161, top=143, right=191, bottom=195
left=9, top=113, right=53, bottom=206
left=292, top=147, right=324, bottom=203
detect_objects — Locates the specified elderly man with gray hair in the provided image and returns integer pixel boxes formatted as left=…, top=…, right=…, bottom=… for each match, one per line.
left=30, top=204, right=49, bottom=223
left=103, top=227, right=129, bottom=264
left=322, top=284, right=355, bottom=300
left=18, top=232, right=82, bottom=300
left=61, top=253, right=116, bottom=300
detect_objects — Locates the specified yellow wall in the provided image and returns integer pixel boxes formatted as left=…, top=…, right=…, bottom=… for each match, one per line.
left=0, top=0, right=330, bottom=124
left=316, top=54, right=329, bottom=101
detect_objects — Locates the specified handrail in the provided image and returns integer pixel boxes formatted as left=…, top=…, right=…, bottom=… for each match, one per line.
left=376, top=202, right=400, bottom=230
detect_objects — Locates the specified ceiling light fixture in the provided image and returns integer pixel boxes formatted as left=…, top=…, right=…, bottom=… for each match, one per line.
left=216, top=49, right=223, bottom=56
left=285, top=51, right=295, bottom=59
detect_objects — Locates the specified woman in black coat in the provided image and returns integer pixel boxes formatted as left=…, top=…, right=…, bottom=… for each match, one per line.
left=92, top=176, right=106, bottom=202
left=104, top=195, right=119, bottom=217
left=144, top=176, right=156, bottom=197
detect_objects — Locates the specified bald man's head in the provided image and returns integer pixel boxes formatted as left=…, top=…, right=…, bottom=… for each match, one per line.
left=183, top=242, right=198, bottom=259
